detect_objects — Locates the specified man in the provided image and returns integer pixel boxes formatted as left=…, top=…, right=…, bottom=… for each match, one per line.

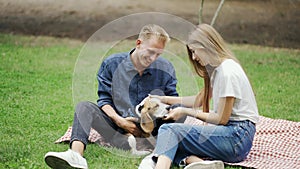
left=44, top=24, right=178, bottom=169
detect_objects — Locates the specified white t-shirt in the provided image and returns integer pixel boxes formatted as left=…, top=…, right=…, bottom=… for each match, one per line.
left=212, top=59, right=259, bottom=123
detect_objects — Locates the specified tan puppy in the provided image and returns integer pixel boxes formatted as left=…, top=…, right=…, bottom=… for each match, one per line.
left=126, top=97, right=169, bottom=156
left=135, top=97, right=169, bottom=133
left=129, top=97, right=182, bottom=156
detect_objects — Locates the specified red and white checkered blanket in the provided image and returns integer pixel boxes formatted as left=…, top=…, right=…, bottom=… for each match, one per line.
left=55, top=116, right=300, bottom=169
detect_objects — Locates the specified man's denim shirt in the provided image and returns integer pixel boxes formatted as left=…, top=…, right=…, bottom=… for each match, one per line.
left=97, top=49, right=178, bottom=118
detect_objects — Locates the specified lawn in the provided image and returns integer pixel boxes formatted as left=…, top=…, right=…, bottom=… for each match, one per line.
left=0, top=33, right=299, bottom=169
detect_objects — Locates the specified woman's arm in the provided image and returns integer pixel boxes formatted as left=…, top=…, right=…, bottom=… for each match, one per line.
left=150, top=89, right=205, bottom=108
left=197, top=97, right=234, bottom=125
left=161, top=95, right=198, bottom=107
left=166, top=97, right=235, bottom=125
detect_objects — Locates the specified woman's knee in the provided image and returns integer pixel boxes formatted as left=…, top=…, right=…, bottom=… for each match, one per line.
left=159, top=123, right=173, bottom=131
left=159, top=123, right=182, bottom=133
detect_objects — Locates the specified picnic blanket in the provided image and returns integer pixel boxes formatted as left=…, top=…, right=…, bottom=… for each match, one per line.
left=55, top=116, right=300, bottom=169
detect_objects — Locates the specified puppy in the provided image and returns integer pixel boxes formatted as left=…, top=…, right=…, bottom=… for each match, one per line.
left=127, top=97, right=184, bottom=156
left=135, top=97, right=173, bottom=134
left=125, top=97, right=165, bottom=156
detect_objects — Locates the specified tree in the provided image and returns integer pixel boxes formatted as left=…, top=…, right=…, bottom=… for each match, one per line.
left=199, top=0, right=226, bottom=26
left=198, top=0, right=205, bottom=24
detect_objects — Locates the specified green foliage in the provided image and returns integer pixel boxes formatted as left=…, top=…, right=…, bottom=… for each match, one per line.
left=0, top=34, right=299, bottom=168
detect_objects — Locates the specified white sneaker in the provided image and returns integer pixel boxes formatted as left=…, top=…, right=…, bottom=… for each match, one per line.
left=138, top=154, right=156, bottom=169
left=184, top=160, right=224, bottom=169
left=44, top=149, right=88, bottom=169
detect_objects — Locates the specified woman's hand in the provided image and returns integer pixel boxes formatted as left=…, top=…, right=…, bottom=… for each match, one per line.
left=164, top=107, right=188, bottom=121
left=149, top=94, right=163, bottom=100
left=149, top=94, right=168, bottom=104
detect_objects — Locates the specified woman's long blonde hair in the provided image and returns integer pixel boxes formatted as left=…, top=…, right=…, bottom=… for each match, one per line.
left=187, top=24, right=239, bottom=112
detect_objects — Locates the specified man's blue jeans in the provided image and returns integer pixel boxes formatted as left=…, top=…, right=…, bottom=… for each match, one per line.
left=70, top=101, right=131, bottom=150
left=153, top=120, right=256, bottom=165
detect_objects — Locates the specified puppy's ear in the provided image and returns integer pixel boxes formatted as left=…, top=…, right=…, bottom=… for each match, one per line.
left=138, top=105, right=144, bottom=112
left=143, top=97, right=151, bottom=108
left=141, top=112, right=154, bottom=134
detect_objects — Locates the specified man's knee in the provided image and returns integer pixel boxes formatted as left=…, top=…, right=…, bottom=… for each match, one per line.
left=75, top=101, right=98, bottom=116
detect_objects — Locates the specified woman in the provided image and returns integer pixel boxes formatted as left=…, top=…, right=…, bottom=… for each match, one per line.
left=139, top=24, right=259, bottom=169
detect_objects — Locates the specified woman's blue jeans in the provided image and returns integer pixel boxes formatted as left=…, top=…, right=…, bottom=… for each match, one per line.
left=153, top=120, right=256, bottom=165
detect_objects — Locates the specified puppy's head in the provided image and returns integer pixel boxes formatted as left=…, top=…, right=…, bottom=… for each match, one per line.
left=136, top=97, right=159, bottom=133
left=136, top=97, right=170, bottom=134
left=140, top=98, right=160, bottom=115
left=139, top=97, right=160, bottom=133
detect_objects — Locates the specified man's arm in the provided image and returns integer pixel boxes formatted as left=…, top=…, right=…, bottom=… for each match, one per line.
left=101, top=104, right=142, bottom=136
left=97, top=62, right=114, bottom=108
left=97, top=60, right=142, bottom=136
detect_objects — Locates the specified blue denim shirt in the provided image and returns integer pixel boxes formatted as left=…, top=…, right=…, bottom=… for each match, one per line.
left=97, top=49, right=178, bottom=118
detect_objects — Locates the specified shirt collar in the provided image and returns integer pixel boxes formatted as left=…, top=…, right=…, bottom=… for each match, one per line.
left=123, top=48, right=136, bottom=72
left=124, top=48, right=152, bottom=75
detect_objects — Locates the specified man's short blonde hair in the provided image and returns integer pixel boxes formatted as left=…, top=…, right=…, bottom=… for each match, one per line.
left=138, top=24, right=170, bottom=44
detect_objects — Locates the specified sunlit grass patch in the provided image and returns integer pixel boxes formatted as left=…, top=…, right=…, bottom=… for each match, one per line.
left=0, top=34, right=299, bottom=168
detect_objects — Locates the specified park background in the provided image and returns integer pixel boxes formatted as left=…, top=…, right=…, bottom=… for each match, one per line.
left=0, top=0, right=299, bottom=168
left=1, top=0, right=299, bottom=49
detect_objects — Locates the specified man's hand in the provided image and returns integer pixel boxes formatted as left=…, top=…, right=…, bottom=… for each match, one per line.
left=115, top=116, right=143, bottom=137
left=101, top=105, right=144, bottom=136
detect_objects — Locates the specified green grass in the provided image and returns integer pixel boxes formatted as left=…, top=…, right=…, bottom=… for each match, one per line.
left=0, top=33, right=299, bottom=169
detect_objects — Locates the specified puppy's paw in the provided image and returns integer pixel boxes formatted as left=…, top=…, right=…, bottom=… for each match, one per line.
left=132, top=150, right=152, bottom=156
